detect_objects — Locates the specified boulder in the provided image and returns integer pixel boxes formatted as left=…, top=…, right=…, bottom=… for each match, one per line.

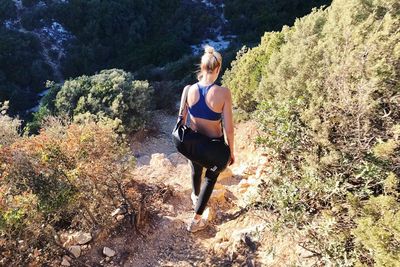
left=116, top=214, right=125, bottom=221
left=247, top=177, right=258, bottom=185
left=239, top=187, right=248, bottom=194
left=230, top=224, right=265, bottom=252
left=214, top=183, right=225, bottom=190
left=136, top=155, right=151, bottom=166
left=111, top=205, right=127, bottom=217
left=61, top=256, right=71, bottom=266
left=60, top=232, right=74, bottom=247
left=218, top=168, right=233, bottom=182
left=68, top=245, right=81, bottom=258
left=103, top=247, right=116, bottom=257
left=167, top=153, right=187, bottom=165
left=213, top=241, right=230, bottom=255
left=238, top=179, right=250, bottom=188
left=73, top=232, right=92, bottom=245
left=211, top=189, right=226, bottom=203
left=150, top=153, right=173, bottom=169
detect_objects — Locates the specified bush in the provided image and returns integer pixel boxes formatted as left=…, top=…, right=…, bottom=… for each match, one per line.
left=53, top=69, right=153, bottom=133
left=0, top=120, right=136, bottom=265
left=353, top=195, right=400, bottom=266
left=226, top=0, right=399, bottom=264
left=222, top=32, right=285, bottom=113
left=0, top=101, right=21, bottom=147
left=0, top=0, right=16, bottom=24
left=0, top=28, right=52, bottom=114
left=224, top=0, right=331, bottom=43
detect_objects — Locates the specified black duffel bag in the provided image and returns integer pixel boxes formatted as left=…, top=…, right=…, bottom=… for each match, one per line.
left=172, top=117, right=230, bottom=173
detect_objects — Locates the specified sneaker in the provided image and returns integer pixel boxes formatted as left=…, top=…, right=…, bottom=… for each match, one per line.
left=187, top=218, right=207, bottom=233
left=191, top=192, right=198, bottom=208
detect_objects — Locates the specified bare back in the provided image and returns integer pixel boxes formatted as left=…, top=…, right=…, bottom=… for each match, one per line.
left=186, top=83, right=229, bottom=138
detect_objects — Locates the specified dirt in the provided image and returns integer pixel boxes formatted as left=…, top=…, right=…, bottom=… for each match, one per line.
left=78, top=110, right=313, bottom=267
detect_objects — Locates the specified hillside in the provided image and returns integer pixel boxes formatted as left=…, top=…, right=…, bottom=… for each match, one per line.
left=0, top=0, right=331, bottom=116
left=74, top=111, right=308, bottom=266
left=0, top=0, right=399, bottom=266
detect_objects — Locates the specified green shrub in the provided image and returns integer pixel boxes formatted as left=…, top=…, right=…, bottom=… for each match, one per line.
left=222, top=32, right=285, bottom=113
left=226, top=0, right=399, bottom=263
left=0, top=120, right=136, bottom=265
left=0, top=28, right=52, bottom=114
left=0, top=101, right=21, bottom=147
left=353, top=195, right=400, bottom=266
left=54, top=69, right=153, bottom=133
left=224, top=0, right=331, bottom=43
left=0, top=0, right=16, bottom=23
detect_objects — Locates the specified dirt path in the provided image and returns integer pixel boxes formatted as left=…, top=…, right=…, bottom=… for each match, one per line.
left=79, top=110, right=309, bottom=266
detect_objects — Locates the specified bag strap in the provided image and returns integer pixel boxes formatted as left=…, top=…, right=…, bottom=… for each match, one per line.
left=178, top=85, right=191, bottom=118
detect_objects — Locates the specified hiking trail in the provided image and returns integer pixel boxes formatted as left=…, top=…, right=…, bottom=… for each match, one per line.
left=79, top=110, right=313, bottom=266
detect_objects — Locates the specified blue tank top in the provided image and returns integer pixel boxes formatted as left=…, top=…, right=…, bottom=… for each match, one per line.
left=188, top=83, right=222, bottom=121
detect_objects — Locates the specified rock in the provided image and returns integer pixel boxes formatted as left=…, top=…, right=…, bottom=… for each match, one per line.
left=214, top=183, right=224, bottom=190
left=60, top=232, right=74, bottom=247
left=218, top=168, right=233, bottom=182
left=243, top=233, right=257, bottom=252
left=238, top=179, right=250, bottom=188
left=150, top=153, right=173, bottom=169
left=111, top=205, right=127, bottom=217
left=103, top=247, right=116, bottom=257
left=246, top=257, right=255, bottom=267
left=211, top=189, right=226, bottom=203
left=136, top=155, right=151, bottom=166
left=239, top=187, right=248, bottom=194
left=213, top=241, right=230, bottom=255
left=247, top=177, right=258, bottom=185
left=255, top=167, right=264, bottom=179
left=116, top=214, right=125, bottom=221
left=165, top=204, right=175, bottom=213
left=167, top=153, right=187, bottom=165
left=68, top=245, right=81, bottom=258
left=61, top=256, right=71, bottom=266
left=231, top=224, right=265, bottom=252
left=73, top=232, right=92, bottom=245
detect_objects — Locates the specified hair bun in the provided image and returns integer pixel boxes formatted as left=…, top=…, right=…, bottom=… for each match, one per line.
left=204, top=45, right=215, bottom=55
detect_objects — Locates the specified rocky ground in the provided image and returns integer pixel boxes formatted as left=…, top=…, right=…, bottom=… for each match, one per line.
left=58, top=111, right=313, bottom=267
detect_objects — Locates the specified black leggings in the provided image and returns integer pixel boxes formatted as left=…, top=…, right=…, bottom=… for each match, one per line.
left=190, top=160, right=221, bottom=215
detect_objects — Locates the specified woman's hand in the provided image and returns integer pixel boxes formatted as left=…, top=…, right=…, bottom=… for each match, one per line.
left=229, top=154, right=235, bottom=166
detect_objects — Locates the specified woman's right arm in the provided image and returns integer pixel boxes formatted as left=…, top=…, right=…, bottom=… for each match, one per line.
left=222, top=88, right=235, bottom=165
left=179, top=85, right=191, bottom=123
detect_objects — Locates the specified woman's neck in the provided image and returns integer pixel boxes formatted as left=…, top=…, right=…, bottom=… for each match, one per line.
left=200, top=72, right=218, bottom=85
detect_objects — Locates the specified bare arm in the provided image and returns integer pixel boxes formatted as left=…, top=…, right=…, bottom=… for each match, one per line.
left=178, top=85, right=191, bottom=123
left=222, top=88, right=235, bottom=165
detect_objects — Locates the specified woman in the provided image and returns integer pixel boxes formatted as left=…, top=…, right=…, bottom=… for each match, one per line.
left=178, top=45, right=235, bottom=232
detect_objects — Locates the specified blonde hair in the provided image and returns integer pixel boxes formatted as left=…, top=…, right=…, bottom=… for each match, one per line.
left=197, top=45, right=222, bottom=80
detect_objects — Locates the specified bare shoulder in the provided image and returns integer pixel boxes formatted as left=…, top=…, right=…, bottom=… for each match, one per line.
left=216, top=85, right=231, bottom=95
left=217, top=86, right=232, bottom=100
left=186, top=83, right=197, bottom=96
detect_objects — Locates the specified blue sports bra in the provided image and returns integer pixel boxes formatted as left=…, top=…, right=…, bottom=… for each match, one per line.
left=188, top=83, right=222, bottom=121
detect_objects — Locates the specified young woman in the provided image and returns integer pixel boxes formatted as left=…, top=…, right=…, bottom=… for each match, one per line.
left=178, top=45, right=235, bottom=232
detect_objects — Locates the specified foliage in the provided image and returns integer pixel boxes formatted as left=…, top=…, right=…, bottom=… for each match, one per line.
left=49, top=0, right=213, bottom=78
left=224, top=0, right=331, bottom=43
left=0, top=120, right=136, bottom=265
left=0, top=0, right=16, bottom=24
left=0, top=28, right=52, bottom=114
left=227, top=0, right=400, bottom=264
left=223, top=32, right=285, bottom=112
left=0, top=101, right=21, bottom=147
left=52, top=69, right=153, bottom=133
left=353, top=195, right=400, bottom=266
